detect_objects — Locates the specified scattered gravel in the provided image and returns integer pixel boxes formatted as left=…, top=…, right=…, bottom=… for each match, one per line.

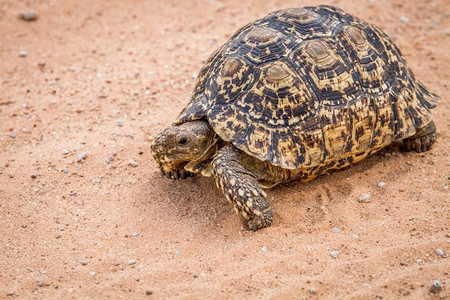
left=20, top=10, right=38, bottom=21
left=435, top=248, right=445, bottom=257
left=358, top=194, right=371, bottom=203
left=377, top=181, right=386, bottom=187
left=330, top=251, right=340, bottom=259
left=129, top=159, right=138, bottom=167
left=430, top=280, right=442, bottom=294
left=332, top=227, right=341, bottom=233
left=128, top=260, right=136, bottom=265
left=19, top=50, right=28, bottom=57
left=77, top=153, right=87, bottom=162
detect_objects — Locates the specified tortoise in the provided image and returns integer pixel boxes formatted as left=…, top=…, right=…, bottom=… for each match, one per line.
left=151, top=5, right=438, bottom=230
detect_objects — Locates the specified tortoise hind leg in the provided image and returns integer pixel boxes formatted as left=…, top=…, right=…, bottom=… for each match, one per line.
left=402, top=120, right=437, bottom=153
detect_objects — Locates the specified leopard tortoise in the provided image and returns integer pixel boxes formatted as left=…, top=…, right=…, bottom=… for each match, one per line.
left=151, top=5, right=438, bottom=230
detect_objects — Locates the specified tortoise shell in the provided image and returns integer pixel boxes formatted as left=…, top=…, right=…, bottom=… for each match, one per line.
left=175, top=5, right=438, bottom=169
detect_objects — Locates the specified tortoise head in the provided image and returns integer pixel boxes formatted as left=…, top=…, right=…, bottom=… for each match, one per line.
left=151, top=120, right=216, bottom=178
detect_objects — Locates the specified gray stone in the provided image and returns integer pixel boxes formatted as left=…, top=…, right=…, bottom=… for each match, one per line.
left=77, top=153, right=87, bottom=162
left=330, top=251, right=340, bottom=259
left=430, top=280, right=442, bottom=294
left=20, top=10, right=38, bottom=21
left=128, top=260, right=136, bottom=265
left=358, top=194, right=371, bottom=203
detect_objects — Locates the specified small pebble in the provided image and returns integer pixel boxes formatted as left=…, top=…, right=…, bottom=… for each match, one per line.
left=330, top=251, right=340, bottom=259
left=377, top=181, right=386, bottom=187
left=145, top=289, right=153, bottom=295
left=7, top=291, right=14, bottom=296
left=10, top=132, right=16, bottom=138
left=90, top=271, right=96, bottom=276
left=128, top=260, right=136, bottom=265
left=105, top=159, right=111, bottom=164
left=20, top=10, right=38, bottom=21
left=63, top=169, right=69, bottom=174
left=309, top=288, right=317, bottom=294
left=132, top=232, right=138, bottom=237
left=31, top=174, right=37, bottom=179
left=332, top=227, right=341, bottom=233
left=400, top=16, right=409, bottom=23
left=80, top=260, right=88, bottom=265
left=19, top=50, right=28, bottom=57
left=175, top=251, right=180, bottom=256
left=129, top=160, right=138, bottom=167
left=417, top=259, right=423, bottom=264
left=430, top=280, right=442, bottom=294
left=361, top=283, right=369, bottom=287
left=261, top=246, right=267, bottom=252
left=62, top=149, right=69, bottom=155
left=77, top=153, right=87, bottom=162
left=435, top=248, right=445, bottom=257
left=358, top=194, right=371, bottom=203
left=116, top=120, right=124, bottom=126
left=9, top=174, right=13, bottom=178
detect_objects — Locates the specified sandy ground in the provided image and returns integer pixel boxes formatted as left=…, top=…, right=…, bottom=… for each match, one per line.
left=0, top=0, right=449, bottom=298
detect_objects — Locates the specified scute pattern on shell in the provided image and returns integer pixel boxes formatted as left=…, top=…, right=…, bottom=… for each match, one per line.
left=176, top=5, right=438, bottom=169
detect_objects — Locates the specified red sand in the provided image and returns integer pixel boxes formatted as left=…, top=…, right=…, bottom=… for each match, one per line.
left=0, top=0, right=448, bottom=298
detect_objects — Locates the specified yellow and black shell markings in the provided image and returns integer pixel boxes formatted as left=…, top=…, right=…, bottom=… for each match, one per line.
left=176, top=5, right=438, bottom=171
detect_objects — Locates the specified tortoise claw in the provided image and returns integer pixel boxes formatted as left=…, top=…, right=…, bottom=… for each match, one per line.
left=160, top=167, right=195, bottom=180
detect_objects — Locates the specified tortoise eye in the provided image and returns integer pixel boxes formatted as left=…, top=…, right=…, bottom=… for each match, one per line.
left=177, top=136, right=189, bottom=146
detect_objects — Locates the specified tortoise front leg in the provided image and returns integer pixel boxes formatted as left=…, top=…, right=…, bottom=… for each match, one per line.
left=212, top=144, right=273, bottom=230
